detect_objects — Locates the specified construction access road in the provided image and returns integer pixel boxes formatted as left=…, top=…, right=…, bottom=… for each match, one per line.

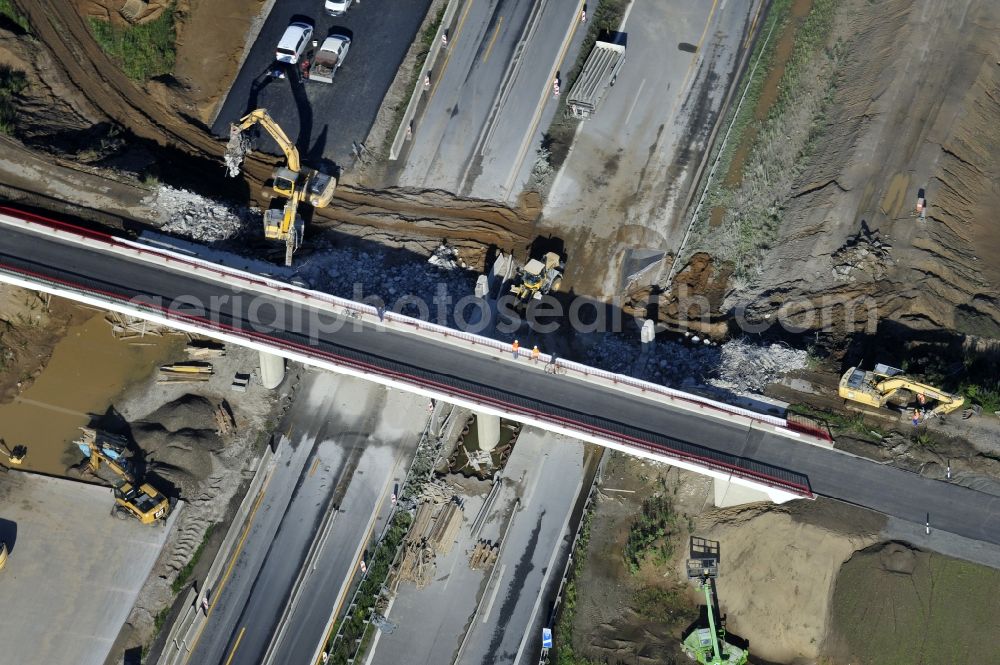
left=210, top=0, right=433, bottom=165
left=183, top=371, right=423, bottom=665
left=2, top=221, right=1000, bottom=551
left=544, top=0, right=762, bottom=296
left=0, top=472, right=179, bottom=665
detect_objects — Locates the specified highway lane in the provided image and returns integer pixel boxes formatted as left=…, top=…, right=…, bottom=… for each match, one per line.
left=399, top=0, right=537, bottom=190
left=268, top=389, right=425, bottom=664
left=189, top=372, right=362, bottom=665
left=1, top=225, right=999, bottom=547
left=399, top=0, right=582, bottom=197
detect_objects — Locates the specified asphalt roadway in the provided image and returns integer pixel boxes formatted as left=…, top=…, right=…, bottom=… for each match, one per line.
left=2, top=226, right=1000, bottom=549
left=398, top=0, right=583, bottom=199
left=186, top=371, right=423, bottom=665
left=211, top=0, right=433, bottom=166
left=458, top=430, right=585, bottom=665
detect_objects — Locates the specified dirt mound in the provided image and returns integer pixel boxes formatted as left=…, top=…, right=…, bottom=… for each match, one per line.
left=132, top=422, right=222, bottom=492
left=690, top=498, right=883, bottom=664
left=827, top=541, right=1000, bottom=664
left=878, top=541, right=916, bottom=574
left=140, top=394, right=218, bottom=433
left=730, top=0, right=1000, bottom=337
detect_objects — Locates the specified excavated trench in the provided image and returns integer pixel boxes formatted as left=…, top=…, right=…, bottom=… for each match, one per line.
left=10, top=0, right=536, bottom=258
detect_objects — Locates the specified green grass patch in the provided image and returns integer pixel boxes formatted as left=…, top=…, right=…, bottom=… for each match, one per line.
left=88, top=5, right=176, bottom=82
left=172, top=524, right=215, bottom=594
left=623, top=495, right=678, bottom=574
left=633, top=585, right=698, bottom=624
left=0, top=64, right=27, bottom=135
left=0, top=0, right=29, bottom=33
left=690, top=0, right=842, bottom=281
left=960, top=381, right=1000, bottom=413
left=324, top=511, right=413, bottom=665
left=553, top=504, right=601, bottom=665
left=704, top=0, right=791, bottom=199
left=830, top=545, right=1000, bottom=664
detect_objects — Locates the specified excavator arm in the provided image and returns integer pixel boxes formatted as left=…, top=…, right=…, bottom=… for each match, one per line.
left=233, top=108, right=301, bottom=172
left=875, top=377, right=965, bottom=415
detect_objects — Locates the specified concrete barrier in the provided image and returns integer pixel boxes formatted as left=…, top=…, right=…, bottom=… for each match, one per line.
left=388, top=0, right=465, bottom=160
left=0, top=209, right=820, bottom=499
left=157, top=444, right=275, bottom=665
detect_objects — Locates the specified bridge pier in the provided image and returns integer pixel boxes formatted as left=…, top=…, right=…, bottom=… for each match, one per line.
left=258, top=351, right=286, bottom=389
left=476, top=412, right=501, bottom=452
left=713, top=477, right=796, bottom=507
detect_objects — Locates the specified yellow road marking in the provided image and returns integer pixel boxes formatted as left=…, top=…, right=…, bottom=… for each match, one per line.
left=668, top=0, right=720, bottom=121
left=224, top=627, right=246, bottom=665
left=429, top=0, right=475, bottom=100
left=314, top=476, right=398, bottom=664
left=483, top=16, right=503, bottom=63
left=309, top=456, right=321, bottom=477
left=743, top=0, right=765, bottom=50
left=182, top=471, right=272, bottom=664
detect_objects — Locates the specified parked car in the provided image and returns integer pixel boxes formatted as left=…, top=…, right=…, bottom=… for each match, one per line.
left=308, top=35, right=351, bottom=83
left=276, top=22, right=314, bottom=64
left=325, top=0, right=354, bottom=17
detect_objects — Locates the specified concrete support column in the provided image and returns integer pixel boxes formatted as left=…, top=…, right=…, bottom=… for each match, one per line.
left=476, top=412, right=501, bottom=452
left=713, top=477, right=796, bottom=508
left=258, top=351, right=285, bottom=389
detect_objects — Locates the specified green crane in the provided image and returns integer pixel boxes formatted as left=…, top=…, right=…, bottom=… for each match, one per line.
left=681, top=543, right=748, bottom=665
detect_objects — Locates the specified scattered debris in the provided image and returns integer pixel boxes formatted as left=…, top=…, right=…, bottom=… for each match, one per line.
left=158, top=361, right=214, bottom=383
left=106, top=312, right=178, bottom=340
left=185, top=340, right=227, bottom=360
left=469, top=539, right=499, bottom=569
left=427, top=244, right=465, bottom=271
left=831, top=222, right=893, bottom=281
left=587, top=335, right=808, bottom=395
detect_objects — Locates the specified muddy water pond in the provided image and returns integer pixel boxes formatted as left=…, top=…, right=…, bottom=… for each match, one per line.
left=0, top=313, right=182, bottom=476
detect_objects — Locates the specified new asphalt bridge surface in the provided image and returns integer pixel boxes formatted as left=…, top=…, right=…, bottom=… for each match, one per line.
left=0, top=211, right=998, bottom=547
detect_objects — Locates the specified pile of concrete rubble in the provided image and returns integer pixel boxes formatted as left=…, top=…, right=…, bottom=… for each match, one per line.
left=145, top=185, right=260, bottom=242
left=586, top=334, right=807, bottom=395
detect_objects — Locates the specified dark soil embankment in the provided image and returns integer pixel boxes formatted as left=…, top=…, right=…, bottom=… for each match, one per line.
left=0, top=0, right=535, bottom=252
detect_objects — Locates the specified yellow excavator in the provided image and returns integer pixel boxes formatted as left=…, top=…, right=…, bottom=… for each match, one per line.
left=839, top=363, right=965, bottom=419
left=226, top=109, right=337, bottom=265
left=75, top=428, right=170, bottom=525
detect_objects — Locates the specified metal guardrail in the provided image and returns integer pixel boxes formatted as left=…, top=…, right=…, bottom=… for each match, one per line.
left=0, top=209, right=820, bottom=497
left=388, top=0, right=465, bottom=160
left=156, top=445, right=275, bottom=665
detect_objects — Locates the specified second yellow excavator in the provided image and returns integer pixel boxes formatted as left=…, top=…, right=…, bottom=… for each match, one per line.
left=839, top=363, right=965, bottom=419
left=75, top=427, right=170, bottom=525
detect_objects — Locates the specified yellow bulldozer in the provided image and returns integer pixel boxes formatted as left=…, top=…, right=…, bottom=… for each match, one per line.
left=509, top=252, right=565, bottom=307
left=75, top=428, right=170, bottom=525
left=225, top=108, right=337, bottom=265
left=839, top=363, right=965, bottom=420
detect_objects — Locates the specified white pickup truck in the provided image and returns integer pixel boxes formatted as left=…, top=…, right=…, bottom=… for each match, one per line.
left=308, top=36, right=351, bottom=83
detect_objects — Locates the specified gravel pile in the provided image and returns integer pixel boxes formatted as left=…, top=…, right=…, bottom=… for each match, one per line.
left=297, top=241, right=478, bottom=325
left=586, top=333, right=807, bottom=394
left=145, top=185, right=260, bottom=243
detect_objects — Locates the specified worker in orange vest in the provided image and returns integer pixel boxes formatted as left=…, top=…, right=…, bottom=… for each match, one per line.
left=512, top=339, right=520, bottom=359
